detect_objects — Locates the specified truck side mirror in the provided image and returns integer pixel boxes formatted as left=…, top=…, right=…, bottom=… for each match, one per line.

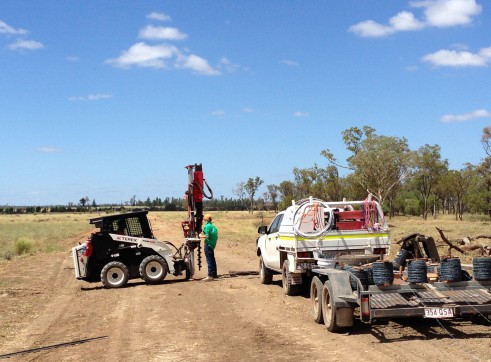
left=257, top=225, right=268, bottom=234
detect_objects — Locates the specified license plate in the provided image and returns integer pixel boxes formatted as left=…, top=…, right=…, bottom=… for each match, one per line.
left=424, top=307, right=454, bottom=318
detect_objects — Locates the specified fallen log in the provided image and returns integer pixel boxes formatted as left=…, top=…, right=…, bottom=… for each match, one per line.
left=436, top=228, right=491, bottom=257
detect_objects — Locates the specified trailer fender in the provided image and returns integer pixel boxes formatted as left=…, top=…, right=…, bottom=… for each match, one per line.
left=321, top=270, right=355, bottom=328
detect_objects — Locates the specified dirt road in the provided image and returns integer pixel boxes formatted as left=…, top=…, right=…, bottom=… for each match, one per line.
left=1, top=230, right=490, bottom=362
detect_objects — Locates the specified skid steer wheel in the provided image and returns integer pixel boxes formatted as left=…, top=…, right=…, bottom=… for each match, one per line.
left=282, top=260, right=299, bottom=296
left=139, top=255, right=168, bottom=284
left=310, top=276, right=324, bottom=324
left=259, top=256, right=273, bottom=285
left=322, top=280, right=341, bottom=332
left=100, top=261, right=129, bottom=289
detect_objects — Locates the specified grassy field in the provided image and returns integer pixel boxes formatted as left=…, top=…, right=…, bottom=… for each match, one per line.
left=0, top=211, right=489, bottom=263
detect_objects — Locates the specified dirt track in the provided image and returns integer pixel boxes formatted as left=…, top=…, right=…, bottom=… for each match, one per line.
left=1, top=229, right=491, bottom=362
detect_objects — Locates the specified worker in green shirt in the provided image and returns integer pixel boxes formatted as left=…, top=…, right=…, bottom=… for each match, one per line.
left=201, top=214, right=218, bottom=281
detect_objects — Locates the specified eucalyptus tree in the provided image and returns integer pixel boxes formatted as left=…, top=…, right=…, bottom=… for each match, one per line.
left=412, top=144, right=448, bottom=219
left=322, top=126, right=411, bottom=207
left=244, top=177, right=264, bottom=213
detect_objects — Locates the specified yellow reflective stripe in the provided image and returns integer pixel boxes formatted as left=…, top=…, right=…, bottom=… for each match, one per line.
left=278, top=233, right=388, bottom=241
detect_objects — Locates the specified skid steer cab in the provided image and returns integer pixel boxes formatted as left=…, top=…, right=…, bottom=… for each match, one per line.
left=72, top=210, right=195, bottom=288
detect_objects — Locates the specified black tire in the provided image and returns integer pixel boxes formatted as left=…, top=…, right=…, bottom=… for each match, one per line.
left=139, top=255, right=168, bottom=284
left=100, top=261, right=129, bottom=289
left=337, top=254, right=380, bottom=266
left=322, top=280, right=340, bottom=332
left=259, top=256, right=273, bottom=284
left=282, top=260, right=299, bottom=296
left=310, top=276, right=324, bottom=324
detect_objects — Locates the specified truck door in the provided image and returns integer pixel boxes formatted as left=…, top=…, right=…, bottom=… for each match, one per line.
left=264, top=213, right=283, bottom=271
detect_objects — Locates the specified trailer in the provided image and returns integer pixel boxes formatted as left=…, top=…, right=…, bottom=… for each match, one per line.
left=256, top=196, right=491, bottom=332
left=309, top=266, right=491, bottom=332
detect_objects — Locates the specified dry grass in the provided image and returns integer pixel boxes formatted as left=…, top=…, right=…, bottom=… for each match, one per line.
left=1, top=211, right=489, bottom=264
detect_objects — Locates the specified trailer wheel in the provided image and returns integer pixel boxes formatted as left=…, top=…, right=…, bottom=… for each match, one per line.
left=259, top=256, right=273, bottom=285
left=282, top=260, right=299, bottom=296
left=139, top=255, right=168, bottom=284
left=322, top=280, right=340, bottom=332
left=100, top=261, right=129, bottom=288
left=310, top=276, right=324, bottom=324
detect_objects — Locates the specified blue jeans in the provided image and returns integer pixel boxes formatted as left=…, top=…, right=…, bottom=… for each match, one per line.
left=204, top=244, right=217, bottom=278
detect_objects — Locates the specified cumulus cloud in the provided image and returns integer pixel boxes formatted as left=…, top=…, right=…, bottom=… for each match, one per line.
left=422, top=46, right=491, bottom=67
left=146, top=12, right=171, bottom=22
left=412, top=0, right=482, bottom=27
left=8, top=39, right=44, bottom=50
left=106, top=42, right=179, bottom=69
left=107, top=13, right=223, bottom=76
left=176, top=53, right=221, bottom=75
left=69, top=94, right=113, bottom=101
left=350, top=0, right=481, bottom=37
left=440, top=109, right=491, bottom=122
left=138, top=25, right=187, bottom=40
left=0, top=20, right=27, bottom=35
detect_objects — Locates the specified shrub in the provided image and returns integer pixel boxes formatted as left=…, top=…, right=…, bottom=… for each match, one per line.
left=14, top=237, right=34, bottom=255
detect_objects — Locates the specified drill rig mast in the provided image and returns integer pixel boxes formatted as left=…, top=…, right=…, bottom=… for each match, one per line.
left=182, top=163, right=213, bottom=277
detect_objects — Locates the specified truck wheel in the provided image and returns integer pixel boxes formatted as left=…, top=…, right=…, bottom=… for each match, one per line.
left=100, top=261, right=129, bottom=288
left=282, top=260, right=299, bottom=296
left=139, top=255, right=168, bottom=284
left=322, top=280, right=340, bottom=332
left=310, top=276, right=324, bottom=324
left=259, top=256, right=273, bottom=284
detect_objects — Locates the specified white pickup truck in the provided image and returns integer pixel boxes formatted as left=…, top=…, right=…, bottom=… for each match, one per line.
left=256, top=197, right=390, bottom=295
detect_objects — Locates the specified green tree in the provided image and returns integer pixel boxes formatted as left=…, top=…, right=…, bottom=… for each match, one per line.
left=244, top=177, right=264, bottom=213
left=266, top=184, right=280, bottom=212
left=278, top=180, right=296, bottom=210
left=323, top=126, right=411, bottom=207
left=412, top=144, right=448, bottom=219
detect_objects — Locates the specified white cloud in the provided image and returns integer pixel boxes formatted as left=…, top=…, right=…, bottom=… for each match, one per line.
left=412, top=0, right=482, bottom=27
left=349, top=20, right=394, bottom=37
left=106, top=42, right=179, bottom=69
left=211, top=110, right=225, bottom=116
left=138, top=25, right=187, bottom=41
left=293, top=111, right=310, bottom=118
left=108, top=13, right=224, bottom=76
left=422, top=46, right=491, bottom=67
left=0, top=20, right=27, bottom=35
left=389, top=11, right=425, bottom=31
left=176, top=53, right=220, bottom=75
left=69, top=94, right=113, bottom=101
left=8, top=39, right=44, bottom=50
left=146, top=12, right=171, bottom=22
left=440, top=109, right=491, bottom=122
left=218, top=57, right=240, bottom=73
left=281, top=59, right=299, bottom=66
left=350, top=0, right=481, bottom=37
left=65, top=56, right=80, bottom=62
left=242, top=107, right=254, bottom=113
left=37, top=146, right=62, bottom=153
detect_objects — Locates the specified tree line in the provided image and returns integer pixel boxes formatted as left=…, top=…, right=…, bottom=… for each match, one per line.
left=254, top=126, right=491, bottom=220
left=2, top=126, right=490, bottom=219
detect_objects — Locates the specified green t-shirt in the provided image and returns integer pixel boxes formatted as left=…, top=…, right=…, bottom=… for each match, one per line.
left=203, top=221, right=218, bottom=249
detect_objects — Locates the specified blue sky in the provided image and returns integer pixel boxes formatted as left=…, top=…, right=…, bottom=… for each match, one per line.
left=1, top=0, right=490, bottom=206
